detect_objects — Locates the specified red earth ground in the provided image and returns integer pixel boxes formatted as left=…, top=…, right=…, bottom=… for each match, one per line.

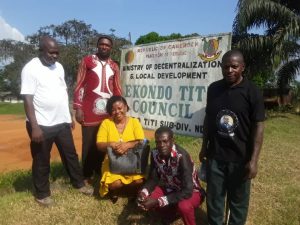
left=0, top=115, right=154, bottom=173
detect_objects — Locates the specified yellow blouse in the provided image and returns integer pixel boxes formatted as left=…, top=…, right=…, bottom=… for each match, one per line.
left=96, top=116, right=145, bottom=197
left=97, top=117, right=144, bottom=143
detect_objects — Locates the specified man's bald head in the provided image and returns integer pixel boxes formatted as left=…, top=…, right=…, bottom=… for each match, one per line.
left=39, top=36, right=57, bottom=51
left=38, top=36, right=59, bottom=66
left=222, top=49, right=245, bottom=65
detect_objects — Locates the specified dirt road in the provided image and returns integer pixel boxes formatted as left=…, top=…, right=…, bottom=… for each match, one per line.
left=0, top=115, right=154, bottom=173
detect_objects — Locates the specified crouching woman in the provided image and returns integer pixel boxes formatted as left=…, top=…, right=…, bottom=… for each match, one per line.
left=96, top=96, right=145, bottom=203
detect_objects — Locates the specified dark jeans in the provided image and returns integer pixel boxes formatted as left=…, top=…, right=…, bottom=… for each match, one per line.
left=206, top=159, right=251, bottom=225
left=26, top=122, right=85, bottom=199
left=81, top=125, right=105, bottom=179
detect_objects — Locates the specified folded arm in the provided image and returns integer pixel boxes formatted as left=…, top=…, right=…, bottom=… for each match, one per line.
left=97, top=140, right=141, bottom=155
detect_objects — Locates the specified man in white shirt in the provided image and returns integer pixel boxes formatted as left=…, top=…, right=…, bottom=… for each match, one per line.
left=21, top=36, right=93, bottom=206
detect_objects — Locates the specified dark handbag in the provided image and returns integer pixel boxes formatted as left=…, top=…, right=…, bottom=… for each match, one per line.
left=107, top=139, right=150, bottom=175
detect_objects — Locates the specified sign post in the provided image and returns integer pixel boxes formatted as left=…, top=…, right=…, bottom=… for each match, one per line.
left=120, top=33, right=231, bottom=137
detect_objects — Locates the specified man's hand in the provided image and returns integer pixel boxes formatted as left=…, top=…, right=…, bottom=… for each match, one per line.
left=75, top=108, right=84, bottom=124
left=199, top=146, right=207, bottom=162
left=137, top=191, right=147, bottom=203
left=31, top=126, right=44, bottom=143
left=139, top=198, right=159, bottom=211
left=245, top=121, right=264, bottom=180
left=71, top=117, right=76, bottom=130
left=244, top=160, right=258, bottom=180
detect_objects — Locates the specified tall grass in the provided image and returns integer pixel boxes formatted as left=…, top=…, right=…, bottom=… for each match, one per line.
left=0, top=113, right=299, bottom=225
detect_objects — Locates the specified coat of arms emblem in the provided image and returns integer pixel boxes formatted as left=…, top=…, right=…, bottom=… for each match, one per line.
left=198, top=37, right=222, bottom=62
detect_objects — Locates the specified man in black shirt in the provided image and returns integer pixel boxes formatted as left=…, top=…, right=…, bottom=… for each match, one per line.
left=199, top=50, right=265, bottom=225
left=138, top=126, right=204, bottom=225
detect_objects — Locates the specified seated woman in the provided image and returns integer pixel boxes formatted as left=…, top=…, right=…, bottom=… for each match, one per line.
left=96, top=96, right=145, bottom=203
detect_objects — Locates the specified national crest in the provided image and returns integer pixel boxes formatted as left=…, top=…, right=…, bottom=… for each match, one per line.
left=198, top=37, right=222, bottom=62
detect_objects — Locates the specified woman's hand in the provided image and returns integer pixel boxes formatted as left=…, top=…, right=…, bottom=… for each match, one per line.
left=113, top=142, right=131, bottom=155
left=109, top=140, right=140, bottom=155
left=109, top=142, right=118, bottom=150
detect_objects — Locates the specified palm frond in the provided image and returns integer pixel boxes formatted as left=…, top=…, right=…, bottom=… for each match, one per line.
left=235, top=35, right=274, bottom=52
left=280, top=40, right=300, bottom=57
left=277, top=58, right=300, bottom=88
left=280, top=16, right=300, bottom=41
left=234, top=0, right=300, bottom=37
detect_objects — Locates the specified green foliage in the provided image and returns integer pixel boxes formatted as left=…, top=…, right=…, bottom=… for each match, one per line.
left=250, top=72, right=270, bottom=88
left=0, top=41, right=36, bottom=96
left=232, top=33, right=275, bottom=79
left=0, top=170, right=31, bottom=195
left=135, top=32, right=199, bottom=45
left=233, top=0, right=300, bottom=89
left=276, top=58, right=300, bottom=89
left=251, top=74, right=264, bottom=88
left=55, top=20, right=97, bottom=48
left=26, top=19, right=99, bottom=54
left=135, top=32, right=164, bottom=45
left=292, top=80, right=300, bottom=101
left=110, top=36, right=131, bottom=63
left=59, top=45, right=82, bottom=97
left=0, top=163, right=69, bottom=193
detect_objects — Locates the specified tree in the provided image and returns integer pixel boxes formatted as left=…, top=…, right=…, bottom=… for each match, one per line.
left=58, top=45, right=81, bottom=97
left=109, top=28, right=116, bottom=36
left=233, top=0, right=300, bottom=89
left=27, top=20, right=99, bottom=55
left=135, top=32, right=199, bottom=45
left=135, top=32, right=164, bottom=45
left=0, top=40, right=19, bottom=61
left=1, top=20, right=131, bottom=97
left=110, top=36, right=131, bottom=63
left=0, top=40, right=36, bottom=96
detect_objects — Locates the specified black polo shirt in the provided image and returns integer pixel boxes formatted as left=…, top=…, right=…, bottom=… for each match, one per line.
left=205, top=77, right=265, bottom=162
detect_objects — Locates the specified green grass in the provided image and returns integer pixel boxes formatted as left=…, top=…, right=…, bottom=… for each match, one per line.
left=0, top=103, right=25, bottom=115
left=0, top=113, right=299, bottom=225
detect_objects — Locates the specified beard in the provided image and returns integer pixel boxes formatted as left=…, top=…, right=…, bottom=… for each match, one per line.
left=97, top=50, right=111, bottom=60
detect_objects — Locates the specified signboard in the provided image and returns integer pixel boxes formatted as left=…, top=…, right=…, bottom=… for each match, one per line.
left=120, top=33, right=231, bottom=136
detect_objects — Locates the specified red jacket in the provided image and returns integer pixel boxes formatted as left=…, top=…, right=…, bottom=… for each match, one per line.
left=73, top=55, right=122, bottom=126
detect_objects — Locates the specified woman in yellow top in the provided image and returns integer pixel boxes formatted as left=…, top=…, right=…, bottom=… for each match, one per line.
left=97, top=96, right=145, bottom=203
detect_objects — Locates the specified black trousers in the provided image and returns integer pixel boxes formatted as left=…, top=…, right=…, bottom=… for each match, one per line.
left=81, top=125, right=105, bottom=179
left=206, top=159, right=251, bottom=225
left=26, top=122, right=85, bottom=199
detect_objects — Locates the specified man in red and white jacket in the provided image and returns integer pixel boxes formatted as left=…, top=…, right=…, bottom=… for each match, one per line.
left=73, top=35, right=122, bottom=183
